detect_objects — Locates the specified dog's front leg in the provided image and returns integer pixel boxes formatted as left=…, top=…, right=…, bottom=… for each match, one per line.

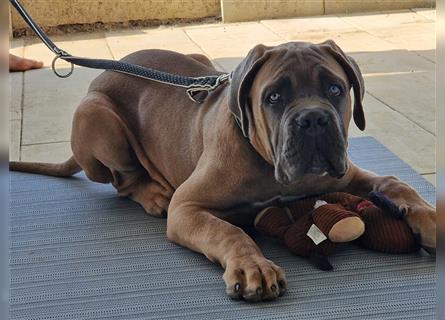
left=342, top=163, right=436, bottom=253
left=167, top=196, right=287, bottom=302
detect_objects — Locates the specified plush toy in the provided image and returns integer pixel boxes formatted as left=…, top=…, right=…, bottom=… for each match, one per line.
left=254, top=192, right=420, bottom=270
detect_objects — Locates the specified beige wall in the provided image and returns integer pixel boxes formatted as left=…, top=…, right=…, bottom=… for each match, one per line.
left=222, top=0, right=324, bottom=22
left=324, top=0, right=435, bottom=15
left=221, top=0, right=435, bottom=22
left=10, top=0, right=435, bottom=30
left=11, top=0, right=221, bottom=29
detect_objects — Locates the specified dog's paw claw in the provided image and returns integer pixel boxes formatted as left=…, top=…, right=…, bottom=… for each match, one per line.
left=223, top=256, right=286, bottom=302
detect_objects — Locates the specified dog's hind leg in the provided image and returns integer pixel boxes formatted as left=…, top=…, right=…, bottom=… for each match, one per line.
left=72, top=92, right=172, bottom=217
left=128, top=177, right=172, bottom=217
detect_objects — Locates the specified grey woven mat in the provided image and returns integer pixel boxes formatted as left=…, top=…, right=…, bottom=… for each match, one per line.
left=9, top=137, right=436, bottom=320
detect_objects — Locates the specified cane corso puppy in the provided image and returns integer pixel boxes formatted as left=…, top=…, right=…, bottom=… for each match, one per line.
left=11, top=40, right=436, bottom=302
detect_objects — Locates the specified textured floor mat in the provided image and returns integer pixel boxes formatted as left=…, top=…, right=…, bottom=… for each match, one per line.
left=9, top=137, right=436, bottom=319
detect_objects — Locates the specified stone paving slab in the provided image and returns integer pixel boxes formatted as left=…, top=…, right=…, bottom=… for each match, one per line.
left=185, top=22, right=282, bottom=71
left=20, top=33, right=114, bottom=147
left=261, top=15, right=356, bottom=35
left=9, top=39, right=24, bottom=55
left=9, top=72, right=22, bottom=122
left=351, top=49, right=435, bottom=135
left=415, top=49, right=435, bottom=63
left=21, top=67, right=102, bottom=146
left=105, top=28, right=207, bottom=60
left=424, top=174, right=436, bottom=186
left=324, top=2, right=433, bottom=15
left=345, top=42, right=435, bottom=136
left=20, top=142, right=72, bottom=163
left=340, top=11, right=435, bottom=63
left=412, top=8, right=436, bottom=20
left=351, top=48, right=434, bottom=74
left=22, top=32, right=112, bottom=66
left=348, top=93, right=435, bottom=174
left=362, top=20, right=434, bottom=39
left=286, top=29, right=398, bottom=53
left=9, top=40, right=25, bottom=162
left=340, top=10, right=432, bottom=30
left=363, top=69, right=435, bottom=134
left=9, top=120, right=21, bottom=162
left=261, top=15, right=400, bottom=53
left=9, top=40, right=24, bottom=122
left=379, top=23, right=435, bottom=62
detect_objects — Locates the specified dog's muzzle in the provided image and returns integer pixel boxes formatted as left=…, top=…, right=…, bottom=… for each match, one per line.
left=275, top=107, right=347, bottom=184
left=295, top=109, right=330, bottom=137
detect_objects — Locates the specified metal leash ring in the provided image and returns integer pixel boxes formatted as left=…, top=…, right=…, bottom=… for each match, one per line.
left=51, top=55, right=74, bottom=78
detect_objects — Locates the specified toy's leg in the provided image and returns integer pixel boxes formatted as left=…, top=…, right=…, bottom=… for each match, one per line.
left=255, top=207, right=336, bottom=271
left=343, top=164, right=436, bottom=253
left=357, top=205, right=420, bottom=253
left=311, top=203, right=365, bottom=242
left=254, top=207, right=293, bottom=240
left=282, top=215, right=336, bottom=258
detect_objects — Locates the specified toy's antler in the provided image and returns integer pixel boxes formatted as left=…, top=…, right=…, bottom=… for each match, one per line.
left=368, top=191, right=404, bottom=219
left=309, top=253, right=333, bottom=271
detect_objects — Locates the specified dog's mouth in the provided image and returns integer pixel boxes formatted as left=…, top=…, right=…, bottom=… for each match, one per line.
left=274, top=111, right=347, bottom=185
left=275, top=146, right=347, bottom=185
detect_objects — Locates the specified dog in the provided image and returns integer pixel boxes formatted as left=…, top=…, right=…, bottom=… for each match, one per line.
left=10, top=40, right=436, bottom=302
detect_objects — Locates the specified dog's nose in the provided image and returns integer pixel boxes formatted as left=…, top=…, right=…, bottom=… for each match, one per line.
left=295, top=109, right=329, bottom=136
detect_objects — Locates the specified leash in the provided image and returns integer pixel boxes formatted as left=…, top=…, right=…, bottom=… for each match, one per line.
left=9, top=0, right=231, bottom=103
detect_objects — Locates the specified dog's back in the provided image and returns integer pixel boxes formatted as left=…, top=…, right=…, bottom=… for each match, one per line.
left=10, top=49, right=226, bottom=187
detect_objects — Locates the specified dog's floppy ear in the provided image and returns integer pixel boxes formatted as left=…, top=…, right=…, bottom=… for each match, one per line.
left=320, top=40, right=366, bottom=131
left=229, top=44, right=271, bottom=137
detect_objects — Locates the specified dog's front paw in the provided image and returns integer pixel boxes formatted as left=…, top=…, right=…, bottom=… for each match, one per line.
left=223, top=255, right=287, bottom=302
left=375, top=176, right=436, bottom=254
left=404, top=204, right=436, bottom=254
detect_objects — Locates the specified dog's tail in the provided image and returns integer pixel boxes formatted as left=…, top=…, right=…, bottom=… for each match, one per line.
left=10, top=156, right=82, bottom=177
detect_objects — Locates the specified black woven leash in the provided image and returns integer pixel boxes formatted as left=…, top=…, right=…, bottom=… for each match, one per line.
left=9, top=0, right=231, bottom=102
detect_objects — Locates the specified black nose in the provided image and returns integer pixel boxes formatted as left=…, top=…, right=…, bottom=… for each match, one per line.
left=295, top=109, right=329, bottom=136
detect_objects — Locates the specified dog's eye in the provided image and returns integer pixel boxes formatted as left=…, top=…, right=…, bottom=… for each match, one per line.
left=328, top=84, right=342, bottom=97
left=268, top=92, right=281, bottom=104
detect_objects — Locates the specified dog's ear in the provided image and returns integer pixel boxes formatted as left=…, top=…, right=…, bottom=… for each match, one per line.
left=320, top=40, right=366, bottom=131
left=229, top=44, right=271, bottom=137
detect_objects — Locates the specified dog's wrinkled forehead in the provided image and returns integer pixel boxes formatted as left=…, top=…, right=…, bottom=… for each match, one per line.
left=255, top=42, right=348, bottom=89
left=269, top=41, right=337, bottom=62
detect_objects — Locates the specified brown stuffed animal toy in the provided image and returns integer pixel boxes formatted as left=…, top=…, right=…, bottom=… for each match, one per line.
left=254, top=192, right=420, bottom=270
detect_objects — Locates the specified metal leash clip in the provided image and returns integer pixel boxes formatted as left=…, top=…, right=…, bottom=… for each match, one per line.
left=186, top=73, right=232, bottom=103
left=51, top=51, right=74, bottom=78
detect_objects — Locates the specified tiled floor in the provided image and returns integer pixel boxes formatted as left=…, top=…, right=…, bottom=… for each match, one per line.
left=9, top=8, right=436, bottom=185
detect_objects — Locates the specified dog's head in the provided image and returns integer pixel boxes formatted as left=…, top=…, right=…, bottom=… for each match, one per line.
left=228, top=40, right=365, bottom=185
